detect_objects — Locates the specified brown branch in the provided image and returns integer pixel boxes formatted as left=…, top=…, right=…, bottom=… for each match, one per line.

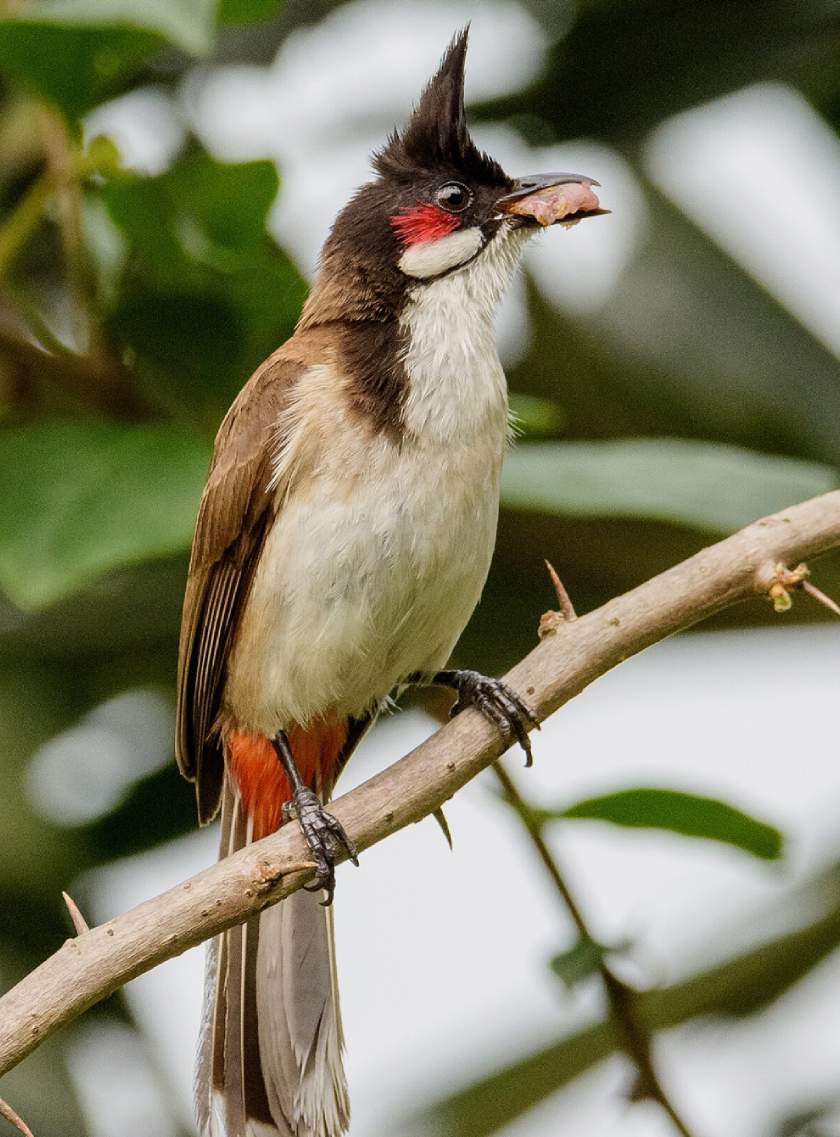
left=1, top=492, right=839, bottom=1078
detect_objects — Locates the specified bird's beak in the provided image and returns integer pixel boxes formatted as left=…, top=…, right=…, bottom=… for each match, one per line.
left=495, top=172, right=609, bottom=226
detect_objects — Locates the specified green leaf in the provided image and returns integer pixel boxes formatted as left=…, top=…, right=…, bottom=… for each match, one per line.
left=0, top=420, right=210, bottom=610
left=219, top=0, right=283, bottom=23
left=502, top=438, right=838, bottom=533
left=101, top=150, right=306, bottom=418
left=22, top=0, right=218, bottom=53
left=549, top=936, right=616, bottom=989
left=105, top=152, right=281, bottom=271
left=0, top=0, right=218, bottom=117
left=557, top=787, right=783, bottom=861
left=107, top=290, right=246, bottom=419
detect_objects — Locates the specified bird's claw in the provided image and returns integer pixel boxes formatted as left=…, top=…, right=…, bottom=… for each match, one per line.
left=290, top=787, right=359, bottom=906
left=449, top=670, right=538, bottom=766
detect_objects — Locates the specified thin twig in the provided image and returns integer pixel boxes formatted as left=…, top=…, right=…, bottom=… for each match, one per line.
left=0, top=173, right=54, bottom=278
left=0, top=493, right=839, bottom=1077
left=0, top=1096, right=35, bottom=1137
left=36, top=106, right=98, bottom=356
left=62, top=892, right=91, bottom=936
left=492, top=764, right=587, bottom=933
left=492, top=763, right=697, bottom=1137
left=802, top=579, right=840, bottom=619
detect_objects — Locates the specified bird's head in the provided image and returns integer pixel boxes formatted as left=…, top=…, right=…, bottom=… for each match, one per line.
left=301, top=29, right=604, bottom=326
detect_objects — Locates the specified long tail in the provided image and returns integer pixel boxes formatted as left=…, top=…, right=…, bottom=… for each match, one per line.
left=196, top=727, right=350, bottom=1137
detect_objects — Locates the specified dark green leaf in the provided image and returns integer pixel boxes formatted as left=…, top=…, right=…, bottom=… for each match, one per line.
left=107, top=290, right=246, bottom=420
left=103, top=152, right=281, bottom=282
left=101, top=150, right=306, bottom=417
left=549, top=936, right=612, bottom=988
left=0, top=420, right=210, bottom=610
left=219, top=0, right=283, bottom=24
left=558, top=787, right=783, bottom=860
left=0, top=0, right=217, bottom=117
left=480, top=0, right=835, bottom=144
left=502, top=439, right=837, bottom=533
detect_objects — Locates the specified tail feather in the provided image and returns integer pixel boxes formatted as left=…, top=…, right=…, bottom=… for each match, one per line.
left=196, top=765, right=349, bottom=1137
left=259, top=895, right=349, bottom=1137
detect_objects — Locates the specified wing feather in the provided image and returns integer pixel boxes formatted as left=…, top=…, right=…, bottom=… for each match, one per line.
left=176, top=348, right=306, bottom=823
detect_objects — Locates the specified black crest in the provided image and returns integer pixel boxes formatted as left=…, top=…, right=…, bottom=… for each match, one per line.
left=374, top=29, right=509, bottom=186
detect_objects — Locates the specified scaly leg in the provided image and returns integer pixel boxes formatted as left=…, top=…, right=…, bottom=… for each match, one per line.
left=409, top=669, right=538, bottom=766
left=273, top=731, right=358, bottom=906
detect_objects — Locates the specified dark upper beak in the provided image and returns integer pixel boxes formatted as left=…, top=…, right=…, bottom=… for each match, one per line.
left=496, top=172, right=600, bottom=208
left=495, top=172, right=609, bottom=223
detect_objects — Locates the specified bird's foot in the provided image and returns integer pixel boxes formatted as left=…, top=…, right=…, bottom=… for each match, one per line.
left=285, top=788, right=358, bottom=906
left=444, top=669, right=538, bottom=766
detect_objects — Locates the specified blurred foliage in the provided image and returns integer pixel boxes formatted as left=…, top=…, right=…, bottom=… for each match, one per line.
left=418, top=861, right=840, bottom=1137
left=502, top=439, right=838, bottom=534
left=0, top=0, right=217, bottom=114
left=525, top=785, right=783, bottom=861
left=1, top=0, right=840, bottom=1135
left=0, top=420, right=207, bottom=607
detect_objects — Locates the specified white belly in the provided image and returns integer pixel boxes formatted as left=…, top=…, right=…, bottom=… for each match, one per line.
left=225, top=254, right=516, bottom=733
left=226, top=432, right=502, bottom=730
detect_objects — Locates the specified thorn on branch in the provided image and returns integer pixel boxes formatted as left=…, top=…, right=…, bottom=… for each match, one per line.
left=0, top=1096, right=35, bottom=1137
left=62, top=892, right=90, bottom=936
left=539, top=560, right=577, bottom=638
left=432, top=806, right=453, bottom=850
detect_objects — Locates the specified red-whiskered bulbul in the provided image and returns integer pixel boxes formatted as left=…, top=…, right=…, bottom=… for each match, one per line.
left=176, top=28, right=603, bottom=1137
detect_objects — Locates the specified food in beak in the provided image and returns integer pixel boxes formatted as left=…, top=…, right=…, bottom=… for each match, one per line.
left=503, top=181, right=603, bottom=226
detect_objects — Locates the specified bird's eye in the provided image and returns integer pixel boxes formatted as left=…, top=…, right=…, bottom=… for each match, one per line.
left=435, top=181, right=471, bottom=213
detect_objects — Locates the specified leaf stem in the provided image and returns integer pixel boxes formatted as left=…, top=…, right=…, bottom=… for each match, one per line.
left=0, top=171, right=55, bottom=278
left=36, top=105, right=100, bottom=355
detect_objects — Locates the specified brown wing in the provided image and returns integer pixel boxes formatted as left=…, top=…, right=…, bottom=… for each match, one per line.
left=176, top=347, right=304, bottom=824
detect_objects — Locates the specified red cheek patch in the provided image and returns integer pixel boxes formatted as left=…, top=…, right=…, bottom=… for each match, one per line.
left=390, top=203, right=460, bottom=245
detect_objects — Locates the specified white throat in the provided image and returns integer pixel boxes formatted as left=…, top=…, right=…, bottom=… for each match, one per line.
left=397, top=225, right=484, bottom=279
left=399, top=224, right=530, bottom=442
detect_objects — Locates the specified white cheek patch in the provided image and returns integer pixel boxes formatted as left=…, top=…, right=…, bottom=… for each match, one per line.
left=397, top=225, right=484, bottom=279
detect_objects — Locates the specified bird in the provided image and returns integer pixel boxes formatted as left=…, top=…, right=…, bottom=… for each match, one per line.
left=176, top=27, right=604, bottom=1137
